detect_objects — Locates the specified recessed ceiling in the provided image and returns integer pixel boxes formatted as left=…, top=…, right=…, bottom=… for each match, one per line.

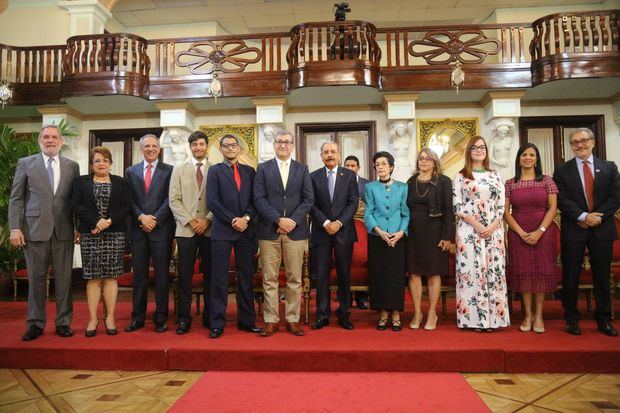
left=110, top=0, right=607, bottom=34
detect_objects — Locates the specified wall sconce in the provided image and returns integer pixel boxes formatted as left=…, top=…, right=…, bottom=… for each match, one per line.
left=208, top=73, right=222, bottom=102
left=450, top=62, right=464, bottom=94
left=0, top=80, right=13, bottom=109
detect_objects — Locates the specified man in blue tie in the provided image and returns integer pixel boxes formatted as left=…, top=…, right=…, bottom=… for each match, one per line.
left=310, top=142, right=359, bottom=330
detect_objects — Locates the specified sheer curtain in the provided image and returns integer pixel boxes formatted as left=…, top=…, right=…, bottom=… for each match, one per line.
left=339, top=130, right=369, bottom=179
left=305, top=132, right=336, bottom=172
left=527, top=128, right=555, bottom=175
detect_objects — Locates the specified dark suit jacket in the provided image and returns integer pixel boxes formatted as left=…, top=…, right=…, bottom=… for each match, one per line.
left=125, top=161, right=174, bottom=241
left=358, top=176, right=369, bottom=203
left=206, top=161, right=256, bottom=241
left=553, top=156, right=620, bottom=242
left=253, top=158, right=314, bottom=241
left=71, top=174, right=132, bottom=234
left=310, top=166, right=359, bottom=245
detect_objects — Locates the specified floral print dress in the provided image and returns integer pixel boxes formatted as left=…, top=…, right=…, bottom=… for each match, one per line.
left=453, top=170, right=510, bottom=329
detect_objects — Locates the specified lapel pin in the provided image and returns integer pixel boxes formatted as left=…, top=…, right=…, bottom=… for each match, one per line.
left=339, top=172, right=344, bottom=176
left=596, top=169, right=600, bottom=173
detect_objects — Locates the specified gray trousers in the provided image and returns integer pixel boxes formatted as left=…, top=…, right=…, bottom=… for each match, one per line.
left=23, top=233, right=74, bottom=329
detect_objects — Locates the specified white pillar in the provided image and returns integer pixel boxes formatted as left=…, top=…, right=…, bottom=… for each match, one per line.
left=58, top=0, right=112, bottom=36
left=382, top=93, right=419, bottom=182
left=154, top=101, right=196, bottom=166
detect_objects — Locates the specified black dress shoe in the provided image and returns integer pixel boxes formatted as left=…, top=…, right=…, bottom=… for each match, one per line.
left=566, top=323, right=582, bottom=336
left=597, top=321, right=618, bottom=337
left=103, top=320, right=117, bottom=336
left=155, top=323, right=168, bottom=333
left=338, top=317, right=354, bottom=330
left=56, top=326, right=73, bottom=337
left=209, top=328, right=224, bottom=338
left=22, top=326, right=43, bottom=341
left=125, top=320, right=145, bottom=332
left=85, top=322, right=99, bottom=338
left=357, top=301, right=369, bottom=310
left=311, top=319, right=329, bottom=330
left=237, top=324, right=263, bottom=334
left=176, top=321, right=190, bottom=335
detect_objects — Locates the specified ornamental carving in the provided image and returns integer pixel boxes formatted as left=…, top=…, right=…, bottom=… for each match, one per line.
left=175, top=40, right=261, bottom=74
left=409, top=30, right=501, bottom=65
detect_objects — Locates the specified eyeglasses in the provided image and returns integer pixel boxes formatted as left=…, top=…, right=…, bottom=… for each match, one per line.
left=470, top=145, right=487, bottom=152
left=275, top=140, right=293, bottom=147
left=220, top=143, right=238, bottom=149
left=570, top=137, right=592, bottom=147
left=418, top=156, right=433, bottom=162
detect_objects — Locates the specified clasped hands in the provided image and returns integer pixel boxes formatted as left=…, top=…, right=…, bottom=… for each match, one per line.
left=190, top=218, right=211, bottom=235
left=277, top=217, right=296, bottom=235
left=375, top=228, right=404, bottom=247
left=231, top=216, right=249, bottom=232
left=91, top=218, right=112, bottom=234
left=578, top=212, right=603, bottom=229
left=325, top=220, right=342, bottom=236
left=139, top=214, right=158, bottom=232
left=472, top=220, right=498, bottom=239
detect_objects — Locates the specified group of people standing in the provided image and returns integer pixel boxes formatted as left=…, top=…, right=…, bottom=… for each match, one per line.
left=9, top=124, right=619, bottom=342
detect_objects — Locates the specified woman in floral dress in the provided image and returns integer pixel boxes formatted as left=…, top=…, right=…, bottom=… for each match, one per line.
left=453, top=136, right=509, bottom=331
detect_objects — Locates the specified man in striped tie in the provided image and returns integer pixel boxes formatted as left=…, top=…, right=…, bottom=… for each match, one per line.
left=553, top=127, right=620, bottom=337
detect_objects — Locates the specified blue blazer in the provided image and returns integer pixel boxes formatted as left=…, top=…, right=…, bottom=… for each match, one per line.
left=310, top=166, right=359, bottom=245
left=364, top=180, right=409, bottom=235
left=125, top=161, right=174, bottom=241
left=206, top=161, right=256, bottom=241
left=253, top=158, right=314, bottom=241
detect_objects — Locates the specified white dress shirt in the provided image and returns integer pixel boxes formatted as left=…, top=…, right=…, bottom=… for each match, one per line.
left=143, top=158, right=159, bottom=179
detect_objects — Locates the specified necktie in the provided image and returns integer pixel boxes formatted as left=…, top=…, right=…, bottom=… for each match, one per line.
left=583, top=160, right=594, bottom=211
left=196, top=162, right=204, bottom=188
left=144, top=163, right=152, bottom=193
left=327, top=169, right=335, bottom=201
left=232, top=163, right=241, bottom=191
left=47, top=157, right=55, bottom=194
left=280, top=161, right=288, bottom=189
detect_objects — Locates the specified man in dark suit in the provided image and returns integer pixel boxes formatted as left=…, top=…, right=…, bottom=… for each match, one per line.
left=310, top=142, right=359, bottom=330
left=553, top=127, right=620, bottom=337
left=125, top=134, right=175, bottom=333
left=343, top=155, right=369, bottom=309
left=9, top=124, right=80, bottom=341
left=254, top=130, right=314, bottom=337
left=206, top=134, right=262, bottom=339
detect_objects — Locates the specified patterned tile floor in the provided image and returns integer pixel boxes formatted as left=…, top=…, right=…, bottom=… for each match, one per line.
left=0, top=369, right=618, bottom=412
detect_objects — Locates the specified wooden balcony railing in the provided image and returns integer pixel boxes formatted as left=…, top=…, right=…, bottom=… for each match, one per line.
left=530, top=10, right=620, bottom=85
left=62, top=33, right=150, bottom=98
left=0, top=10, right=617, bottom=105
left=287, top=20, right=382, bottom=89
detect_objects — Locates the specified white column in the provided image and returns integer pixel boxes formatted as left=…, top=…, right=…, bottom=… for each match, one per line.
left=382, top=93, right=419, bottom=182
left=154, top=101, right=196, bottom=166
left=58, top=0, right=112, bottom=36
left=481, top=91, right=525, bottom=181
left=251, top=97, right=287, bottom=163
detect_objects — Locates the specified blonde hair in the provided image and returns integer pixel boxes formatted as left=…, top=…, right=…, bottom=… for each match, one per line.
left=413, top=147, right=443, bottom=176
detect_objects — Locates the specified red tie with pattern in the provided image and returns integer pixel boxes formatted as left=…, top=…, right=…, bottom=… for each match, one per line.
left=196, top=162, right=203, bottom=188
left=144, top=163, right=152, bottom=193
left=583, top=160, right=594, bottom=211
left=232, top=163, right=241, bottom=191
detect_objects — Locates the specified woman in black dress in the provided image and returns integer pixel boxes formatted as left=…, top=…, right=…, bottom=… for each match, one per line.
left=72, top=147, right=132, bottom=337
left=406, top=147, right=453, bottom=330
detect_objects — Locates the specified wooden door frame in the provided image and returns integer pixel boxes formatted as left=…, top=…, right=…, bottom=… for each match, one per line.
left=89, top=127, right=164, bottom=170
left=295, top=121, right=377, bottom=179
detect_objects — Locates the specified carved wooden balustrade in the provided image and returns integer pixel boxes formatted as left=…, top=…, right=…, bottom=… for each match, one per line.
left=378, top=23, right=532, bottom=90
left=286, top=20, right=382, bottom=89
left=530, top=10, right=620, bottom=85
left=62, top=33, right=150, bottom=99
left=147, top=32, right=288, bottom=99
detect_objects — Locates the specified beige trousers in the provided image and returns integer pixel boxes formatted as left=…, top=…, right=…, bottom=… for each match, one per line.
left=259, top=235, right=306, bottom=323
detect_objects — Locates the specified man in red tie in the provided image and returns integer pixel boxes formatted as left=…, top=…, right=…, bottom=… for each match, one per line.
left=553, top=128, right=620, bottom=337
left=125, top=134, right=175, bottom=333
left=206, top=134, right=262, bottom=338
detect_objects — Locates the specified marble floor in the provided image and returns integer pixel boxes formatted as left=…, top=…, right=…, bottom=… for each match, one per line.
left=0, top=369, right=618, bottom=412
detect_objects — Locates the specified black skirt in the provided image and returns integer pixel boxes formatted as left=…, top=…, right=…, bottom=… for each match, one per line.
left=368, top=235, right=406, bottom=311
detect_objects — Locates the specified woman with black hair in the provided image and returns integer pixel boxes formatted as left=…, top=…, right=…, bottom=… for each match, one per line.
left=504, top=143, right=559, bottom=333
left=364, top=151, right=409, bottom=331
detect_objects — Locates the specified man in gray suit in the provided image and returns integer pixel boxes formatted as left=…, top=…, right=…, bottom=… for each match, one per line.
left=9, top=124, right=80, bottom=341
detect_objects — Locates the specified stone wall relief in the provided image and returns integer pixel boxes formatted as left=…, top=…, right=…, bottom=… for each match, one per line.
left=488, top=118, right=516, bottom=181
left=259, top=123, right=282, bottom=163
left=161, top=128, right=192, bottom=166
left=388, top=120, right=415, bottom=182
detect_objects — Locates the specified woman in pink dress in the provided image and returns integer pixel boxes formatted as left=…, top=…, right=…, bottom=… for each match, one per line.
left=504, top=143, right=559, bottom=333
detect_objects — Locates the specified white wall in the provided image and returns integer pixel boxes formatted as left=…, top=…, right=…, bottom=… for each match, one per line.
left=0, top=3, right=70, bottom=46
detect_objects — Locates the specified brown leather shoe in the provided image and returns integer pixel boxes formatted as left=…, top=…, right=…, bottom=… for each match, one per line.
left=259, top=322, right=279, bottom=337
left=286, top=322, right=305, bottom=336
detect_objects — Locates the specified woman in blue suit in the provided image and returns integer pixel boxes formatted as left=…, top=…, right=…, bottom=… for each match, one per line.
left=364, top=151, right=409, bottom=331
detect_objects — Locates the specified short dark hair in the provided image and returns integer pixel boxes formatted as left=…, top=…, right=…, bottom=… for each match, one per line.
left=219, top=134, right=239, bottom=145
left=188, top=130, right=208, bottom=145
left=89, top=146, right=113, bottom=166
left=372, top=151, right=395, bottom=168
left=514, top=143, right=543, bottom=182
left=344, top=155, right=360, bottom=166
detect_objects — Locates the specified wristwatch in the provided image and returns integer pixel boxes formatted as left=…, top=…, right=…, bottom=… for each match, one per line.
left=539, top=226, right=546, bottom=232
left=244, top=215, right=251, bottom=222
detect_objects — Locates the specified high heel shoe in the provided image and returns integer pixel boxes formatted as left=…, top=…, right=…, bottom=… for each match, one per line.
left=532, top=320, right=545, bottom=334
left=85, top=321, right=99, bottom=337
left=377, top=319, right=389, bottom=331
left=424, top=314, right=438, bottom=331
left=519, top=319, right=532, bottom=332
left=391, top=319, right=402, bottom=332
left=409, top=315, right=423, bottom=330
left=103, top=319, right=118, bottom=336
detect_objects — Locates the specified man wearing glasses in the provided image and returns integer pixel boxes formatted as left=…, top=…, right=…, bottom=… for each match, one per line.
left=553, top=128, right=620, bottom=337
left=254, top=130, right=314, bottom=336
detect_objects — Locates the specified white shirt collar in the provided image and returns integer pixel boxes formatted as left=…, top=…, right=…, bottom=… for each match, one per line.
left=191, top=157, right=206, bottom=167
left=325, top=165, right=338, bottom=175
left=42, top=153, right=58, bottom=163
left=576, top=154, right=594, bottom=165
left=144, top=159, right=159, bottom=169
left=276, top=157, right=292, bottom=167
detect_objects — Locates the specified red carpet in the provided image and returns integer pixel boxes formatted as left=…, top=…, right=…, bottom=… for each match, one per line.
left=0, top=300, right=618, bottom=373
left=168, top=372, right=489, bottom=413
